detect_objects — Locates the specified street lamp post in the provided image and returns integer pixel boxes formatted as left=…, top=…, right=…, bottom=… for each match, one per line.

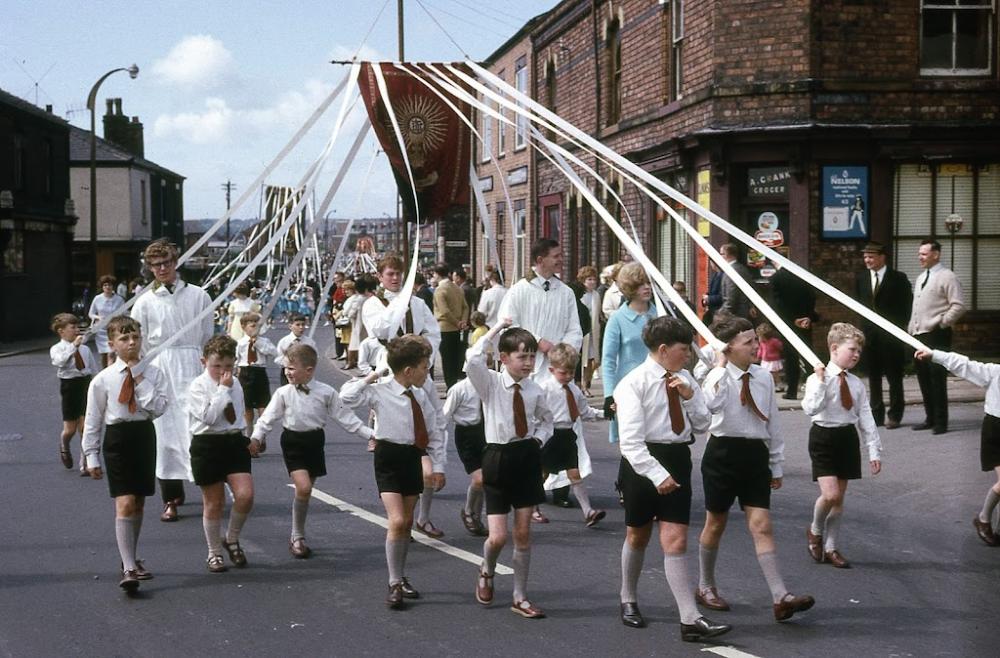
left=87, top=64, right=139, bottom=304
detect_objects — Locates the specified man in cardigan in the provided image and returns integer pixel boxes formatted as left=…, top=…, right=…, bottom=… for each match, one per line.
left=909, top=239, right=965, bottom=434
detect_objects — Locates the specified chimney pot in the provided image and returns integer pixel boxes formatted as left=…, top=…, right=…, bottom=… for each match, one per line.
left=45, top=104, right=53, bottom=113
left=131, top=116, right=139, bottom=123
left=105, top=98, right=114, bottom=114
left=114, top=98, right=123, bottom=114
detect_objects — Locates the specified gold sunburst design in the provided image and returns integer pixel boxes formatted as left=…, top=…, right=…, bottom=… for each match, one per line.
left=388, top=94, right=448, bottom=155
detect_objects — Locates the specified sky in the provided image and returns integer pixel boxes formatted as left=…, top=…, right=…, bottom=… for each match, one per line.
left=1, top=0, right=557, bottom=222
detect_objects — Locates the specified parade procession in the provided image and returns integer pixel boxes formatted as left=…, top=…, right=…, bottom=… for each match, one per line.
left=2, top=1, right=999, bottom=656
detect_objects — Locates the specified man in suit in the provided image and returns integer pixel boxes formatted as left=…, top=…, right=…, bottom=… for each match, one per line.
left=770, top=260, right=819, bottom=400
left=855, top=242, right=912, bottom=429
left=718, top=243, right=754, bottom=321
left=909, top=239, right=966, bottom=434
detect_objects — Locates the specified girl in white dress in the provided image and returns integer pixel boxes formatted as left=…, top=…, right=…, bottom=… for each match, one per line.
left=88, top=275, right=126, bottom=367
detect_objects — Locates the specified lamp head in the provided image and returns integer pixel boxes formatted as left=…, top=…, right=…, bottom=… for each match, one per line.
left=127, top=64, right=140, bottom=79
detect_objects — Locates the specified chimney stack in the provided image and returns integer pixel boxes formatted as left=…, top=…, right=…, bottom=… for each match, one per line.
left=102, top=97, right=144, bottom=158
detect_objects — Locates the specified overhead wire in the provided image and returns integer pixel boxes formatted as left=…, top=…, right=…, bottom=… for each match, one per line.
left=414, top=0, right=473, bottom=59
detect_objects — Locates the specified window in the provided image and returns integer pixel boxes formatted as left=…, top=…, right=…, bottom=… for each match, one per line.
left=140, top=179, right=148, bottom=225
left=481, top=98, right=493, bottom=162
left=497, top=70, right=506, bottom=157
left=12, top=134, right=25, bottom=191
left=515, top=57, right=528, bottom=150
left=2, top=228, right=25, bottom=274
left=894, top=163, right=1000, bottom=310
left=920, top=0, right=995, bottom=75
left=669, top=0, right=684, bottom=100
left=545, top=60, right=558, bottom=140
left=606, top=19, right=622, bottom=124
left=656, top=171, right=692, bottom=287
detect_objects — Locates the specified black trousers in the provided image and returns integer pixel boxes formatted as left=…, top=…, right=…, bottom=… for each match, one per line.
left=782, top=325, right=811, bottom=394
left=159, top=478, right=185, bottom=504
left=439, top=330, right=465, bottom=389
left=914, top=327, right=952, bottom=430
left=865, top=332, right=906, bottom=425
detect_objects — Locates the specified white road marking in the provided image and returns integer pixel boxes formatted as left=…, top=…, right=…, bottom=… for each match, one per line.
left=702, top=647, right=765, bottom=658
left=304, top=485, right=514, bottom=575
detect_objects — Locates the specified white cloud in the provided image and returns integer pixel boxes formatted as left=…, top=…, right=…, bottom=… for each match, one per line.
left=152, top=34, right=235, bottom=88
left=152, top=97, right=233, bottom=144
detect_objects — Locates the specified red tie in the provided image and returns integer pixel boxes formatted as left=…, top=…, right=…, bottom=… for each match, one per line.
left=224, top=402, right=237, bottom=424
left=740, top=372, right=768, bottom=422
left=73, top=349, right=85, bottom=371
left=838, top=371, right=854, bottom=411
left=403, top=389, right=429, bottom=450
left=564, top=384, right=579, bottom=422
left=118, top=367, right=138, bottom=413
left=248, top=337, right=258, bottom=364
left=512, top=383, right=529, bottom=438
left=665, top=373, right=684, bottom=435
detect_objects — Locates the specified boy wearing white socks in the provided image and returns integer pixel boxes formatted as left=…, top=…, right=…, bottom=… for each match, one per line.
left=442, top=376, right=488, bottom=536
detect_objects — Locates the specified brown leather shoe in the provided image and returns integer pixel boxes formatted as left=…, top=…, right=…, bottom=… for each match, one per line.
left=973, top=517, right=999, bottom=546
left=414, top=520, right=444, bottom=539
left=222, top=540, right=248, bottom=567
left=119, top=569, right=140, bottom=592
left=824, top=550, right=851, bottom=568
left=461, top=510, right=479, bottom=535
left=806, top=527, right=823, bottom=562
left=476, top=570, right=494, bottom=605
left=884, top=419, right=901, bottom=430
left=386, top=583, right=405, bottom=609
left=695, top=586, right=731, bottom=611
left=59, top=444, right=73, bottom=469
left=585, top=509, right=606, bottom=528
left=774, top=593, right=815, bottom=621
left=206, top=554, right=228, bottom=573
left=289, top=537, right=312, bottom=558
left=511, top=599, right=546, bottom=619
left=160, top=501, right=178, bottom=522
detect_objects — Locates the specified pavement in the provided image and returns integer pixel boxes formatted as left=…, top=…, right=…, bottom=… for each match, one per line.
left=1, top=328, right=997, bottom=657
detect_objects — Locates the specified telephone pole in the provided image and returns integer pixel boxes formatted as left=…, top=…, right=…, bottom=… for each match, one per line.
left=221, top=180, right=236, bottom=252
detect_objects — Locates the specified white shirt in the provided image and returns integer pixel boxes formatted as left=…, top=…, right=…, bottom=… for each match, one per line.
left=356, top=336, right=383, bottom=376
left=465, top=335, right=554, bottom=445
left=932, top=350, right=1000, bottom=417
left=442, top=377, right=483, bottom=427
left=131, top=278, right=213, bottom=352
left=81, top=360, right=169, bottom=469
left=187, top=370, right=247, bottom=436
left=237, top=335, right=277, bottom=368
left=339, top=377, right=447, bottom=472
left=275, top=333, right=317, bottom=367
left=541, top=378, right=601, bottom=429
left=50, top=340, right=98, bottom=379
left=477, top=284, right=508, bottom=328
left=251, top=380, right=372, bottom=442
left=801, top=362, right=882, bottom=461
left=916, top=262, right=943, bottom=292
left=703, top=362, right=784, bottom=477
left=361, top=290, right=441, bottom=358
left=615, top=356, right=710, bottom=485
left=870, top=265, right=887, bottom=293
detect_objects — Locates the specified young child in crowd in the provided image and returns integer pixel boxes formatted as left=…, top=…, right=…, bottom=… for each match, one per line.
left=801, top=323, right=883, bottom=569
left=468, top=311, right=489, bottom=347
left=235, top=312, right=277, bottom=439
left=81, top=316, right=169, bottom=592
left=443, top=375, right=487, bottom=536
left=251, top=343, right=374, bottom=558
left=50, top=313, right=98, bottom=473
left=188, top=335, right=257, bottom=573
left=340, top=335, right=447, bottom=609
left=275, top=314, right=317, bottom=386
left=756, top=322, right=785, bottom=392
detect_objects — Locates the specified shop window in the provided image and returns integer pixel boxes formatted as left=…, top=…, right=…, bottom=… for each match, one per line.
left=920, top=0, right=995, bottom=75
left=606, top=19, right=622, bottom=125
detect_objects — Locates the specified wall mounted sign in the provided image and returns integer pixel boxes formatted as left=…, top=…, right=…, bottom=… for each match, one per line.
left=822, top=166, right=869, bottom=240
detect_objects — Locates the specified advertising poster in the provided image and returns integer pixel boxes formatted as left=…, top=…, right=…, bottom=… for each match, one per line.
left=822, top=166, right=869, bottom=240
left=746, top=209, right=787, bottom=277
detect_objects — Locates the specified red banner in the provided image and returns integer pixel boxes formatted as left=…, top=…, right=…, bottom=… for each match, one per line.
left=358, top=63, right=471, bottom=224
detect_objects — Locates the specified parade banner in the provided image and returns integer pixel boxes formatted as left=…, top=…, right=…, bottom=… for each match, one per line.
left=358, top=62, right=471, bottom=223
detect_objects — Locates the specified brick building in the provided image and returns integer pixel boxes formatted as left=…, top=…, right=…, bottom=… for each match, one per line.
left=503, top=0, right=999, bottom=356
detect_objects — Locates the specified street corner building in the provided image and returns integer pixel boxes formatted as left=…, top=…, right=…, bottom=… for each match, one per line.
left=468, top=0, right=1000, bottom=357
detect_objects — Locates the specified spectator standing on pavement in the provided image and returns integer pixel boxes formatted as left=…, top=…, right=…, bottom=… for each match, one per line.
left=433, top=263, right=470, bottom=389
left=578, top=266, right=603, bottom=396
left=855, top=242, right=912, bottom=428
left=454, top=267, right=477, bottom=344
left=718, top=244, right=753, bottom=321
left=477, top=270, right=507, bottom=328
left=602, top=262, right=626, bottom=321
left=413, top=272, right=434, bottom=312
left=908, top=239, right=966, bottom=434
left=770, top=261, right=818, bottom=400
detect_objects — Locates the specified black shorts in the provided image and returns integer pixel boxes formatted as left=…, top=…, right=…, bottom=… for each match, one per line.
left=373, top=440, right=424, bottom=496
left=981, top=413, right=1000, bottom=471
left=482, top=440, right=545, bottom=515
left=238, top=366, right=271, bottom=410
left=103, top=420, right=156, bottom=498
left=541, top=427, right=579, bottom=473
left=454, top=421, right=486, bottom=474
left=280, top=428, right=326, bottom=478
left=190, top=433, right=252, bottom=486
left=701, top=436, right=772, bottom=513
left=60, top=377, right=90, bottom=421
left=809, top=424, right=862, bottom=481
left=619, top=442, right=693, bottom=527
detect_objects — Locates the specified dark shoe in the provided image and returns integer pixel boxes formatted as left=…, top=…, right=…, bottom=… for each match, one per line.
left=222, top=540, right=247, bottom=567
left=913, top=422, right=933, bottom=431
left=973, top=517, right=999, bottom=546
left=119, top=569, right=140, bottom=592
left=386, top=583, right=405, bottom=609
left=695, top=586, right=731, bottom=611
left=824, top=550, right=851, bottom=568
left=206, top=554, right=228, bottom=573
left=806, top=527, right=824, bottom=562
left=399, top=577, right=420, bottom=599
left=511, top=599, right=546, bottom=619
left=585, top=509, right=606, bottom=528
left=414, top=520, right=444, bottom=539
left=460, top=509, right=479, bottom=535
left=124, top=560, right=153, bottom=580
left=932, top=426, right=948, bottom=435
left=476, top=570, right=494, bottom=605
left=552, top=486, right=572, bottom=508
left=531, top=509, right=549, bottom=524
left=620, top=602, right=646, bottom=628
left=773, top=593, right=815, bottom=621
left=782, top=392, right=797, bottom=400
left=472, top=514, right=488, bottom=537
left=160, top=502, right=178, bottom=522
left=681, top=616, right=732, bottom=642
left=289, top=537, right=312, bottom=559
left=884, top=419, right=901, bottom=430
left=59, top=445, right=73, bottom=469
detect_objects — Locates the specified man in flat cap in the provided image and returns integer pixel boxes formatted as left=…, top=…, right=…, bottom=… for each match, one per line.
left=855, top=242, right=912, bottom=429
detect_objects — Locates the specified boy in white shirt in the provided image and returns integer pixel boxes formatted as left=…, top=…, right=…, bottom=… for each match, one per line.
left=697, top=316, right=815, bottom=622
left=236, top=312, right=277, bottom=436
left=274, top=314, right=316, bottom=387
left=442, top=376, right=487, bottom=536
left=801, top=323, right=883, bottom=569
left=466, top=319, right=554, bottom=619
left=251, top=343, right=373, bottom=559
left=50, top=313, right=98, bottom=472
left=615, top=317, right=730, bottom=641
left=340, top=335, right=446, bottom=609
left=82, top=316, right=169, bottom=592
left=188, top=335, right=257, bottom=573
left=540, top=343, right=605, bottom=527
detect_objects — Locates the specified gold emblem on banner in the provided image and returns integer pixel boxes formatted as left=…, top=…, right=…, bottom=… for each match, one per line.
left=386, top=95, right=448, bottom=190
